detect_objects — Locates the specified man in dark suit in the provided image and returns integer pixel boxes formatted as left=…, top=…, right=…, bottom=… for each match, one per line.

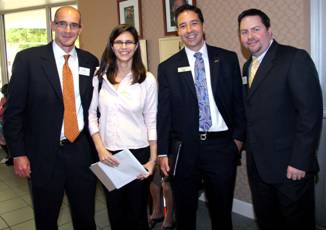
left=158, top=4, right=245, bottom=230
left=4, top=6, right=99, bottom=230
left=238, top=8, right=323, bottom=230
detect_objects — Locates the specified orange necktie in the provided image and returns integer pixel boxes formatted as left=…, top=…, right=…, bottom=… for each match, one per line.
left=63, top=55, right=79, bottom=142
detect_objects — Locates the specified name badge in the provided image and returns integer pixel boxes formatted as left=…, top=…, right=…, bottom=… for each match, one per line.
left=242, top=76, right=248, bottom=85
left=79, top=67, right=90, bottom=76
left=178, top=66, right=191, bottom=72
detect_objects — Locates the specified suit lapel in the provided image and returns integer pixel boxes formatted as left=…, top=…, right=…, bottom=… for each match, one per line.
left=41, top=44, right=92, bottom=104
left=176, top=49, right=197, bottom=98
left=243, top=60, right=251, bottom=98
left=207, top=46, right=220, bottom=99
left=177, top=46, right=221, bottom=100
left=41, top=42, right=63, bottom=101
left=76, top=49, right=89, bottom=100
left=248, top=41, right=278, bottom=99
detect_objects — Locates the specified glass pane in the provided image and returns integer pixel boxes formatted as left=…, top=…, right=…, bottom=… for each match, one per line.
left=4, top=9, right=47, bottom=78
left=51, top=5, right=79, bottom=47
left=0, top=65, right=2, bottom=87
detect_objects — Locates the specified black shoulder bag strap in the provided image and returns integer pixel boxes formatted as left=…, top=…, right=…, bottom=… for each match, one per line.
left=96, top=65, right=108, bottom=118
left=96, top=76, right=103, bottom=118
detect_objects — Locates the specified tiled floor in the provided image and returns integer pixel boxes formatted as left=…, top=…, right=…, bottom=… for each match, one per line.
left=0, top=150, right=258, bottom=230
left=0, top=150, right=110, bottom=230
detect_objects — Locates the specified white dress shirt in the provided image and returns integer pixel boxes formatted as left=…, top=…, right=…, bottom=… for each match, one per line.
left=185, top=43, right=228, bottom=132
left=52, top=42, right=84, bottom=140
left=89, top=72, right=157, bottom=151
left=251, top=40, right=273, bottom=66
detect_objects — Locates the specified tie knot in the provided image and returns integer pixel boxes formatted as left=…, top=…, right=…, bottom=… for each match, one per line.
left=64, top=54, right=70, bottom=63
left=194, top=52, right=202, bottom=59
left=252, top=57, right=259, bottom=66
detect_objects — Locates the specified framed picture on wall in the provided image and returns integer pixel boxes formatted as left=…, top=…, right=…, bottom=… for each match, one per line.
left=163, top=0, right=196, bottom=35
left=117, top=0, right=142, bottom=37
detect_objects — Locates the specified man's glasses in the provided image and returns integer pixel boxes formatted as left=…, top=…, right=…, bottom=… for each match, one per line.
left=55, top=21, right=81, bottom=30
left=113, top=40, right=136, bottom=47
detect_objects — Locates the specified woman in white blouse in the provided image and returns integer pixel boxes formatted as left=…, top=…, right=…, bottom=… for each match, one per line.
left=88, top=24, right=157, bottom=230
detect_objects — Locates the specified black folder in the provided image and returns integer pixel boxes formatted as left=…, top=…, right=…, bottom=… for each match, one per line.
left=168, top=139, right=182, bottom=177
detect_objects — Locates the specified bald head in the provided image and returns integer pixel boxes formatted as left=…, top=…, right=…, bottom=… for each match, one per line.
left=52, top=6, right=82, bottom=53
left=54, top=6, right=81, bottom=24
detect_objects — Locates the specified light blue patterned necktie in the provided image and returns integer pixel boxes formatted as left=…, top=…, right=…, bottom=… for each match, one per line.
left=194, top=52, right=212, bottom=131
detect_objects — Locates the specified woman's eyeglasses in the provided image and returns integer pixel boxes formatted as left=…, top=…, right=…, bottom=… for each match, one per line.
left=113, top=40, right=136, bottom=47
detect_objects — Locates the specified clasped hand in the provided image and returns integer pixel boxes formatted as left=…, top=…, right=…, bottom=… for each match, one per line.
left=287, top=165, right=306, bottom=180
left=99, top=149, right=154, bottom=180
left=14, top=156, right=31, bottom=178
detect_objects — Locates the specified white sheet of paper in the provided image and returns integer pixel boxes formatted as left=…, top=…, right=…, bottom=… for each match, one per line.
left=90, top=149, right=149, bottom=191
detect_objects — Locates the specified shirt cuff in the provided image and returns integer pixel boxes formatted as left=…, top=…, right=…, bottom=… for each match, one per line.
left=147, top=129, right=157, bottom=141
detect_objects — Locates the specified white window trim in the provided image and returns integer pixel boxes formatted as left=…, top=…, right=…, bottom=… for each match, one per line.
left=311, top=0, right=326, bottom=118
left=0, top=1, right=77, bottom=84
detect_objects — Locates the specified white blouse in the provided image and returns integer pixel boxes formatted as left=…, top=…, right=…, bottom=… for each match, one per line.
left=88, top=72, right=157, bottom=151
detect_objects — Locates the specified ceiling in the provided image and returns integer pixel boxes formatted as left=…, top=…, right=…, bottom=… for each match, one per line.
left=0, top=0, right=75, bottom=13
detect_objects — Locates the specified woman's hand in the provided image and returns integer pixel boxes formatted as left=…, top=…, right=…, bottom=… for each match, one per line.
left=98, top=149, right=119, bottom=167
left=92, top=133, right=119, bottom=167
left=138, top=160, right=156, bottom=180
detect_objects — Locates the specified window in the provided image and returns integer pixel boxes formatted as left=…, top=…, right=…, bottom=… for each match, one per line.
left=4, top=9, right=48, bottom=78
left=0, top=64, right=2, bottom=87
left=311, top=0, right=326, bottom=116
left=0, top=2, right=78, bottom=85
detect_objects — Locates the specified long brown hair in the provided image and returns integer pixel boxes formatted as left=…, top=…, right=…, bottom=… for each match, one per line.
left=96, top=24, right=146, bottom=84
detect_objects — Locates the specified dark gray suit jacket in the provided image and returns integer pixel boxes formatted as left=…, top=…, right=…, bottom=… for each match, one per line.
left=4, top=42, right=99, bottom=185
left=157, top=44, right=245, bottom=178
left=243, top=41, right=323, bottom=184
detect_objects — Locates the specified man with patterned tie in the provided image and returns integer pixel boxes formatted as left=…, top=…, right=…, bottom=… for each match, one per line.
left=238, top=9, right=323, bottom=230
left=157, top=4, right=245, bottom=230
left=4, top=6, right=99, bottom=230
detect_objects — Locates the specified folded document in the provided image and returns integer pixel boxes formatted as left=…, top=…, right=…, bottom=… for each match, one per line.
left=90, top=149, right=149, bottom=191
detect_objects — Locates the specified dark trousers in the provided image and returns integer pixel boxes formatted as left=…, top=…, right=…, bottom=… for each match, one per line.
left=173, top=137, right=238, bottom=230
left=247, top=156, right=316, bottom=230
left=104, top=147, right=150, bottom=230
left=31, top=133, right=97, bottom=230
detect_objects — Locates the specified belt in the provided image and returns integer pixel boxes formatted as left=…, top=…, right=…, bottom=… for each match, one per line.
left=59, top=130, right=84, bottom=147
left=199, top=131, right=229, bottom=141
left=59, top=139, right=71, bottom=147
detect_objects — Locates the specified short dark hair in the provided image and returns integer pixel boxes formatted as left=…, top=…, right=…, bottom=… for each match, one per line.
left=174, top=4, right=204, bottom=26
left=238, top=8, right=270, bottom=30
left=1, top=84, right=8, bottom=97
left=96, top=24, right=146, bottom=85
